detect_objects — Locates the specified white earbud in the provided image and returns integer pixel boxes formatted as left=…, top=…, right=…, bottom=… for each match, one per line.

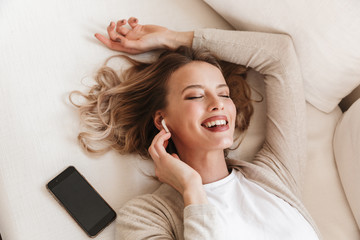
left=161, top=119, right=169, bottom=133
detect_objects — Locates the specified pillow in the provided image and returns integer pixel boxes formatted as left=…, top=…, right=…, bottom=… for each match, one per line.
left=334, top=98, right=360, bottom=228
left=203, top=0, right=360, bottom=113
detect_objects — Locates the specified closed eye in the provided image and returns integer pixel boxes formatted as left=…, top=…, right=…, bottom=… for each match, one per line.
left=219, top=95, right=230, bottom=98
left=186, top=96, right=203, bottom=100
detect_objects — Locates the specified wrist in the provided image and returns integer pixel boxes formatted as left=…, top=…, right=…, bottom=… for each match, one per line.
left=164, top=30, right=194, bottom=50
left=182, top=176, right=208, bottom=206
left=183, top=186, right=208, bottom=206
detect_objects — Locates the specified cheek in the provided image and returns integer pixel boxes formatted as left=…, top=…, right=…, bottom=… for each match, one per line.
left=227, top=100, right=237, bottom=122
left=167, top=101, right=203, bottom=126
left=184, top=102, right=204, bottom=115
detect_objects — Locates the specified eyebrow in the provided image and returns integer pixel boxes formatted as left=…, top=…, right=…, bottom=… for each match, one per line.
left=181, top=84, right=229, bottom=94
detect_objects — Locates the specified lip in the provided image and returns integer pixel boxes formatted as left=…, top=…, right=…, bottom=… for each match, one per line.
left=201, top=115, right=229, bottom=132
left=201, top=115, right=228, bottom=125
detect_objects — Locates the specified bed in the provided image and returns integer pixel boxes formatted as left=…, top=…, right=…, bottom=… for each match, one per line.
left=1, top=0, right=359, bottom=239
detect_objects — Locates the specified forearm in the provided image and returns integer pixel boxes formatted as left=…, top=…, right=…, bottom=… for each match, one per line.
left=164, top=30, right=194, bottom=50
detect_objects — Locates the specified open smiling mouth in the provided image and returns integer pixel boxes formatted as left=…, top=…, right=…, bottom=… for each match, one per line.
left=202, top=119, right=228, bottom=128
left=200, top=115, right=230, bottom=132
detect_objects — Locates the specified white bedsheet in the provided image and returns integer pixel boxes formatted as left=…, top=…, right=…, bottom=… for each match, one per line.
left=0, top=0, right=231, bottom=239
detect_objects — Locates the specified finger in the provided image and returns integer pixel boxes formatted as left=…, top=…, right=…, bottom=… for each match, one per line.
left=152, top=129, right=166, bottom=145
left=128, top=17, right=139, bottom=28
left=94, top=33, right=114, bottom=48
left=171, top=153, right=180, bottom=160
left=116, top=27, right=130, bottom=36
left=94, top=32, right=142, bottom=54
left=117, top=19, right=127, bottom=26
left=107, top=21, right=124, bottom=41
left=148, top=145, right=159, bottom=161
left=149, top=130, right=168, bottom=158
left=163, top=137, right=169, bottom=149
left=153, top=131, right=171, bottom=157
left=116, top=19, right=130, bottom=36
left=150, top=129, right=168, bottom=153
left=94, top=33, right=123, bottom=50
left=148, top=129, right=167, bottom=160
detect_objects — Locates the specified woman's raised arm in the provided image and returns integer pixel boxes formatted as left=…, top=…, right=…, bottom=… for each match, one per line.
left=192, top=29, right=307, bottom=191
left=95, top=17, right=193, bottom=54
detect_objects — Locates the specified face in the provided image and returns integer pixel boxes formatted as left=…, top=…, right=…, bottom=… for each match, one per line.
left=162, top=61, right=236, bottom=153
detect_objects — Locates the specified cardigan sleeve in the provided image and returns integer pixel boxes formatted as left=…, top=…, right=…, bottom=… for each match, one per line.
left=116, top=187, right=222, bottom=240
left=192, top=29, right=307, bottom=193
left=183, top=204, right=222, bottom=239
left=116, top=196, right=176, bottom=240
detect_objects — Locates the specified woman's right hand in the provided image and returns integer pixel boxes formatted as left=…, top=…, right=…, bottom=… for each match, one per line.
left=148, top=130, right=207, bottom=206
left=95, top=17, right=194, bottom=54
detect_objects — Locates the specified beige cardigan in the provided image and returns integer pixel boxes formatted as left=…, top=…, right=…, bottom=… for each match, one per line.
left=116, top=29, right=322, bottom=240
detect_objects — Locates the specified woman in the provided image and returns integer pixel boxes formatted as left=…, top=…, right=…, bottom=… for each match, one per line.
left=73, top=17, right=321, bottom=239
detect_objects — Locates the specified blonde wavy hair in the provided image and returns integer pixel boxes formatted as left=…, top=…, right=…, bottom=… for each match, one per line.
left=70, top=46, right=258, bottom=159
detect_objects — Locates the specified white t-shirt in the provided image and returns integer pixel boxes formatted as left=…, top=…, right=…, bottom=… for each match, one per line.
left=203, top=169, right=319, bottom=240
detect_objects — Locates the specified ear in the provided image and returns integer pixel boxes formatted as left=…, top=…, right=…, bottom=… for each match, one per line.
left=153, top=110, right=163, bottom=131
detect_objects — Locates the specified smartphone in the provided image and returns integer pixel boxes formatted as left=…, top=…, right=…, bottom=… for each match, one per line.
left=47, top=166, right=116, bottom=237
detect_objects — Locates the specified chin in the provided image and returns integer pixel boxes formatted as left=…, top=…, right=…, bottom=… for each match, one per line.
left=213, top=138, right=234, bottom=150
left=222, top=141, right=234, bottom=149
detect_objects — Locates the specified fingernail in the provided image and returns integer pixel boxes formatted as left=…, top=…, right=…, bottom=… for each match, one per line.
left=109, top=22, right=112, bottom=27
left=115, top=38, right=121, bottom=43
left=133, top=18, right=138, bottom=23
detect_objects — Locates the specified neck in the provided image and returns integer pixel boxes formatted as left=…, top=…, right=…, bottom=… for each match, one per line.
left=177, top=149, right=229, bottom=184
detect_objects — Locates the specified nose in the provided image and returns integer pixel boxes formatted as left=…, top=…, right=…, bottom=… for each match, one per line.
left=208, top=96, right=224, bottom=112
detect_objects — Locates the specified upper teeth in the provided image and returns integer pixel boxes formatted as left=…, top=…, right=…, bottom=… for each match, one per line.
left=204, top=120, right=227, bottom=128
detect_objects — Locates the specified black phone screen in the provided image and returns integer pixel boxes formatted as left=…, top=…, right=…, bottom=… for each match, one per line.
left=47, top=166, right=116, bottom=237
